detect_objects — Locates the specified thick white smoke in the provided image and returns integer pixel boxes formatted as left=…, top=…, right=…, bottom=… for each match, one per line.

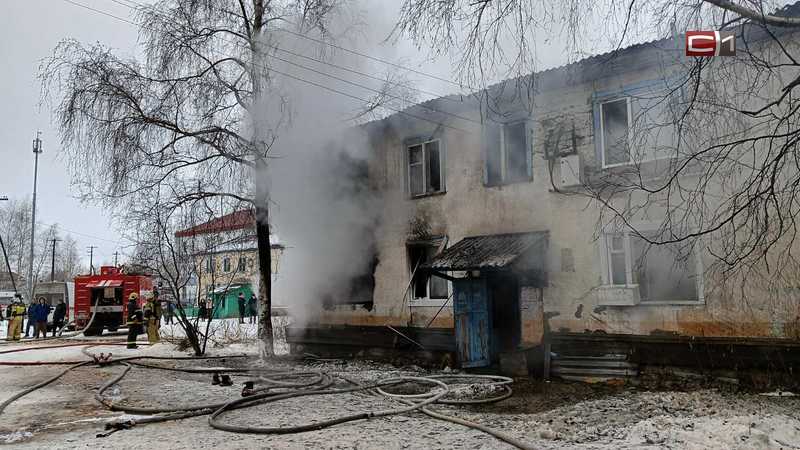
left=251, top=2, right=404, bottom=324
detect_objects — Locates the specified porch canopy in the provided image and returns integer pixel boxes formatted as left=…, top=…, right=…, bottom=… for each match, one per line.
left=421, top=231, right=549, bottom=281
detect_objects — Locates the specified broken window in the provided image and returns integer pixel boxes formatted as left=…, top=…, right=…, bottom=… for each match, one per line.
left=408, top=140, right=443, bottom=197
left=484, top=121, right=532, bottom=186
left=600, top=98, right=631, bottom=167
left=408, top=242, right=448, bottom=300
left=603, top=232, right=699, bottom=302
left=631, top=236, right=698, bottom=302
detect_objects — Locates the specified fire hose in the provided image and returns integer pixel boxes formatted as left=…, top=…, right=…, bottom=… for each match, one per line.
left=0, top=344, right=536, bottom=449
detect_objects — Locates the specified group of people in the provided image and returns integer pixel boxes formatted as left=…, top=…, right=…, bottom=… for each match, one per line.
left=126, top=290, right=163, bottom=349
left=238, top=292, right=258, bottom=324
left=3, top=294, right=67, bottom=341
left=196, top=292, right=257, bottom=323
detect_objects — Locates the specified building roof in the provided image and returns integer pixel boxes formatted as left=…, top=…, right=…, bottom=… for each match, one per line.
left=175, top=209, right=255, bottom=238
left=364, top=2, right=800, bottom=131
left=422, top=231, right=548, bottom=271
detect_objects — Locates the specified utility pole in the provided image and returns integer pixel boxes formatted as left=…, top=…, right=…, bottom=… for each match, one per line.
left=50, top=238, right=60, bottom=282
left=87, top=246, right=97, bottom=275
left=113, top=251, right=119, bottom=267
left=27, top=132, right=43, bottom=302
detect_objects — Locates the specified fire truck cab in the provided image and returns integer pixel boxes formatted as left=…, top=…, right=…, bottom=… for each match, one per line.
left=74, top=266, right=153, bottom=336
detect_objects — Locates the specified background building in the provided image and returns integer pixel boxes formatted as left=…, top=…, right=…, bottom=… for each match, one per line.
left=175, top=209, right=284, bottom=318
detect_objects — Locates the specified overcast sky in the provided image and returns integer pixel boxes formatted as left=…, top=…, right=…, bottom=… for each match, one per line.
left=0, top=0, right=649, bottom=269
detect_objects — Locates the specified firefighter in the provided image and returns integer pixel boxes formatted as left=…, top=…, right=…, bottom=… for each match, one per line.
left=6, top=295, right=26, bottom=341
left=126, top=293, right=143, bottom=349
left=143, top=292, right=162, bottom=344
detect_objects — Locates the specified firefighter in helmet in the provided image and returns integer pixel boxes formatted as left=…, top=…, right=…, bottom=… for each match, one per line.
left=6, top=294, right=26, bottom=341
left=126, top=292, right=143, bottom=349
left=143, top=291, right=162, bottom=344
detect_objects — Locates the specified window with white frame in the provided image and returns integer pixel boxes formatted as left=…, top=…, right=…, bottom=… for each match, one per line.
left=598, top=90, right=681, bottom=169
left=407, top=243, right=449, bottom=300
left=485, top=121, right=532, bottom=185
left=602, top=231, right=700, bottom=302
left=408, top=140, right=443, bottom=197
left=600, top=98, right=631, bottom=167
left=222, top=257, right=231, bottom=272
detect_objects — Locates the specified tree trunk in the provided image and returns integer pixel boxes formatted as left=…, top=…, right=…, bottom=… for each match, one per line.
left=255, top=161, right=274, bottom=358
left=250, top=0, right=273, bottom=358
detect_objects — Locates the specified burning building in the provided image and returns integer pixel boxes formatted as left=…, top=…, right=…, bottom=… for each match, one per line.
left=286, top=21, right=800, bottom=378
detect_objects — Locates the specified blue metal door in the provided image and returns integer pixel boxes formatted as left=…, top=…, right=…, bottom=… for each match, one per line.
left=453, top=279, right=491, bottom=367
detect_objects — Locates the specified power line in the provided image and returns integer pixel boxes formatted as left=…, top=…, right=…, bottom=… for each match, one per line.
left=63, top=0, right=137, bottom=25
left=60, top=0, right=473, bottom=132
left=113, top=0, right=468, bottom=92
left=269, top=52, right=479, bottom=125
left=35, top=220, right=128, bottom=245
left=271, top=45, right=463, bottom=104
left=273, top=28, right=469, bottom=91
left=267, top=66, right=470, bottom=133
left=106, top=0, right=470, bottom=113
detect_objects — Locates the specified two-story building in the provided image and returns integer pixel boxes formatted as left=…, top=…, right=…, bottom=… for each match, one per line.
left=175, top=209, right=284, bottom=318
left=288, top=24, right=800, bottom=377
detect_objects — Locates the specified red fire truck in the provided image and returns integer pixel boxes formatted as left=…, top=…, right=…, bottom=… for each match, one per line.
left=74, top=266, right=153, bottom=336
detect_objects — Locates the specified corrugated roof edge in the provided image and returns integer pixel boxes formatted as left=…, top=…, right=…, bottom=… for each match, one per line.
left=361, top=1, right=800, bottom=130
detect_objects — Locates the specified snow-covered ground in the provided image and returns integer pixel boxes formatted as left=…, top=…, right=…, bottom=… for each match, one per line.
left=0, top=323, right=798, bottom=449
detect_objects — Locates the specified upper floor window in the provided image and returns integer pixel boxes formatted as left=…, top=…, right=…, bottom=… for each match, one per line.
left=237, top=257, right=247, bottom=272
left=599, top=98, right=631, bottom=167
left=222, top=257, right=231, bottom=272
left=595, top=84, right=681, bottom=169
left=408, top=139, right=444, bottom=197
left=484, top=121, right=532, bottom=185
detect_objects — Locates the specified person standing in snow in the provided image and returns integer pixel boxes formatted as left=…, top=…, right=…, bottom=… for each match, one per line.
left=198, top=299, right=207, bottom=321
left=143, top=292, right=162, bottom=344
left=237, top=292, right=246, bottom=324
left=164, top=300, right=174, bottom=325
left=247, top=293, right=257, bottom=324
left=6, top=295, right=25, bottom=341
left=126, top=293, right=143, bottom=349
left=33, top=297, right=50, bottom=339
left=52, top=299, right=67, bottom=337
left=24, top=302, right=36, bottom=337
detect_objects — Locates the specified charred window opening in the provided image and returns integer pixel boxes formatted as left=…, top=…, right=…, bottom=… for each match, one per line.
left=631, top=236, right=698, bottom=302
left=600, top=98, right=631, bottom=167
left=408, top=242, right=448, bottom=300
left=408, top=140, right=443, bottom=197
left=603, top=232, right=700, bottom=302
left=484, top=121, right=532, bottom=186
left=320, top=152, right=378, bottom=311
left=321, top=249, right=377, bottom=311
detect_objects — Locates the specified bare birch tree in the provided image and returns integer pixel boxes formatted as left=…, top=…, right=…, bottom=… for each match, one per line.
left=42, top=0, right=355, bottom=357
